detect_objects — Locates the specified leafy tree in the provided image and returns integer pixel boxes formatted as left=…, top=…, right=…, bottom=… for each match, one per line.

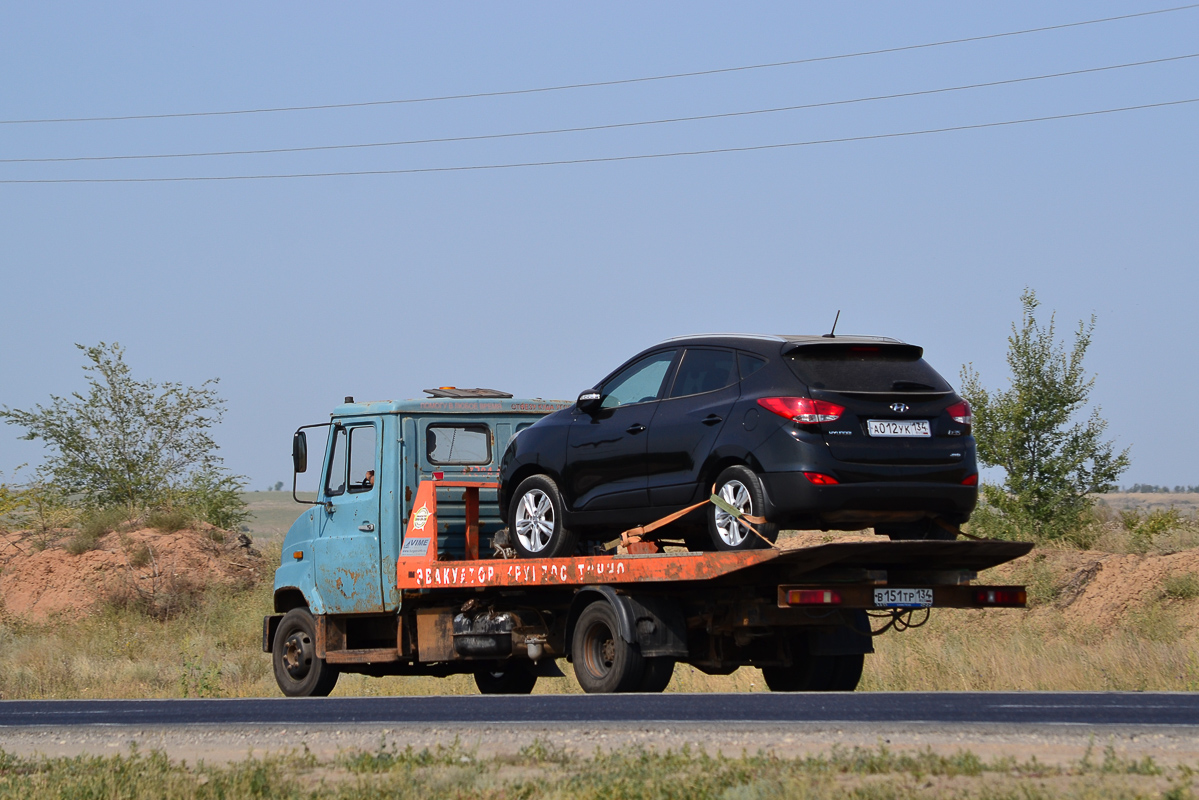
left=960, top=289, right=1130, bottom=540
left=0, top=343, right=246, bottom=526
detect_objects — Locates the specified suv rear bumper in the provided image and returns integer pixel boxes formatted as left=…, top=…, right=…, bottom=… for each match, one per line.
left=759, top=471, right=978, bottom=530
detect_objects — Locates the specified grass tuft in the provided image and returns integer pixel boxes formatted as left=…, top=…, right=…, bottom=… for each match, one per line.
left=1163, top=572, right=1199, bottom=600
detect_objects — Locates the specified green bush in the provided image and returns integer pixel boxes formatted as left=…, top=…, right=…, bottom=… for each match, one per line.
left=65, top=530, right=102, bottom=555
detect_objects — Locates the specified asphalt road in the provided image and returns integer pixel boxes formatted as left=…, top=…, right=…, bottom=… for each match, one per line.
left=0, top=693, right=1194, bottom=728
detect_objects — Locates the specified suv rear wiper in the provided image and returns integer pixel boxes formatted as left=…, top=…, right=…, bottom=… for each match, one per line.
left=891, top=380, right=936, bottom=391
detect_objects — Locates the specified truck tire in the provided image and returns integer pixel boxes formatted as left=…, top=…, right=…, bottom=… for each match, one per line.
left=572, top=601, right=646, bottom=693
left=827, top=653, right=865, bottom=691
left=707, top=466, right=779, bottom=551
left=638, top=657, right=675, bottom=693
left=509, top=475, right=578, bottom=559
left=474, top=660, right=538, bottom=694
left=272, top=608, right=339, bottom=697
left=762, top=652, right=865, bottom=692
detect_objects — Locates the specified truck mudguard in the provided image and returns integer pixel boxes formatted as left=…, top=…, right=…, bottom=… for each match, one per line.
left=566, top=586, right=688, bottom=659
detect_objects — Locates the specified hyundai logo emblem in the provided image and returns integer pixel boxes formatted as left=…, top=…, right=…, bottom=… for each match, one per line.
left=889, top=403, right=909, bottom=413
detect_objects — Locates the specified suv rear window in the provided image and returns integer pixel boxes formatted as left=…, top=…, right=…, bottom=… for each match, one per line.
left=786, top=344, right=951, bottom=392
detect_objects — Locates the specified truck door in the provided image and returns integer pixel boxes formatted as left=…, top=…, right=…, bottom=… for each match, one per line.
left=313, top=421, right=385, bottom=613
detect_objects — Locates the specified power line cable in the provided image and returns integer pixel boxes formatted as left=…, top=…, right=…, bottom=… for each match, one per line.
left=5, top=53, right=1194, bottom=164
left=2, top=3, right=1196, bottom=126
left=2, top=97, right=1193, bottom=184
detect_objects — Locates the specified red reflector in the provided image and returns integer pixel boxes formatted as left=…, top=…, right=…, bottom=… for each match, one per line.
left=758, top=397, right=844, bottom=424
left=946, top=400, right=973, bottom=426
left=804, top=472, right=839, bottom=485
left=974, top=588, right=1026, bottom=606
left=787, top=589, right=842, bottom=605
left=961, top=474, right=979, bottom=486
left=432, top=471, right=444, bottom=480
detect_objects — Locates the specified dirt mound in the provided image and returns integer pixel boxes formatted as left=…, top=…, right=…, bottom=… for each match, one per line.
left=987, top=547, right=1199, bottom=630
left=0, top=526, right=264, bottom=622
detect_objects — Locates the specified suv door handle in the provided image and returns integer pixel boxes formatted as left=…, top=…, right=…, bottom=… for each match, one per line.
left=358, top=522, right=375, bottom=532
left=702, top=414, right=723, bottom=426
left=626, top=424, right=647, bottom=434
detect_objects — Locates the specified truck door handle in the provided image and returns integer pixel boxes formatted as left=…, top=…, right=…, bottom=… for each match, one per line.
left=626, top=424, right=646, bottom=434
left=702, top=414, right=723, bottom=426
left=358, top=522, right=375, bottom=532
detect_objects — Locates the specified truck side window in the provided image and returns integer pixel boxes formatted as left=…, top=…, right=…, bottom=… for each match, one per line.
left=325, top=427, right=347, bottom=496
left=347, top=426, right=376, bottom=493
left=427, top=424, right=491, bottom=465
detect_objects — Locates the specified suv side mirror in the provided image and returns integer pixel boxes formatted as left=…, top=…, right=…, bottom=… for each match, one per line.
left=576, top=390, right=602, bottom=414
left=292, top=431, right=308, bottom=473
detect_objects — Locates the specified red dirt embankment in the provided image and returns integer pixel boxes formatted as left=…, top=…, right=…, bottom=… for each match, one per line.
left=0, top=526, right=263, bottom=621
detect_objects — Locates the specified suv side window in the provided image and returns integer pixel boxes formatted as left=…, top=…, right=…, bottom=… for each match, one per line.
left=347, top=425, right=376, bottom=493
left=668, top=348, right=737, bottom=398
left=325, top=427, right=348, bottom=496
left=738, top=352, right=767, bottom=380
left=601, top=351, right=676, bottom=409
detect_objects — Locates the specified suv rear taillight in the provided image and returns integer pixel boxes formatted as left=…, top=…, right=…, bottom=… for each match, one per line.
left=758, top=397, right=845, bottom=424
left=946, top=400, right=972, bottom=426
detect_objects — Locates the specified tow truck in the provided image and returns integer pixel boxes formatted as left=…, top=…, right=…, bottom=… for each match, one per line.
left=265, top=390, right=1030, bottom=696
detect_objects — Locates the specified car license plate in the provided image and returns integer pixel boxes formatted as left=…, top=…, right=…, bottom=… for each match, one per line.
left=867, top=419, right=931, bottom=437
left=874, top=588, right=934, bottom=608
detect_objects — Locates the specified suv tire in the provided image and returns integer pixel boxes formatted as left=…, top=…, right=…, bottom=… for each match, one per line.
left=509, top=475, right=578, bottom=559
left=707, top=466, right=779, bottom=551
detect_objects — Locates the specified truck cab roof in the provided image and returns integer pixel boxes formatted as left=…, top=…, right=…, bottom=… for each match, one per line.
left=330, top=397, right=573, bottom=417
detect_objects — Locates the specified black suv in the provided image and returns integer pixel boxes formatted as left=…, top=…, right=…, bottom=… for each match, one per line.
left=499, top=333, right=977, bottom=557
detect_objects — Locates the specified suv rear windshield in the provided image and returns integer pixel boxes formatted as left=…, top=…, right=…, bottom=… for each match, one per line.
left=785, top=344, right=951, bottom=393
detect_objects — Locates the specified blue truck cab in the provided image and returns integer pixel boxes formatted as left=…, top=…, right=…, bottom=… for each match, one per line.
left=275, top=391, right=571, bottom=618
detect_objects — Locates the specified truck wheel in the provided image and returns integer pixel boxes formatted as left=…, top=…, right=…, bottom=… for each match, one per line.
left=510, top=475, right=578, bottom=559
left=761, top=654, right=836, bottom=692
left=638, top=657, right=675, bottom=693
left=876, top=520, right=957, bottom=540
left=827, top=653, right=865, bottom=691
left=272, top=608, right=339, bottom=697
left=707, top=466, right=779, bottom=551
left=474, top=660, right=538, bottom=694
left=572, top=601, right=645, bottom=693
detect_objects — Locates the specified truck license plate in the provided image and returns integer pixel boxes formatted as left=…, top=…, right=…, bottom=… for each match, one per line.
left=867, top=419, right=931, bottom=437
left=874, top=588, right=934, bottom=608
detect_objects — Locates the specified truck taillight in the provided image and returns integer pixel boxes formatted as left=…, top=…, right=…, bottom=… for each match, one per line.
left=946, top=400, right=972, bottom=426
left=974, top=588, right=1026, bottom=607
left=786, top=589, right=842, bottom=605
left=758, top=397, right=845, bottom=424
left=804, top=472, right=839, bottom=485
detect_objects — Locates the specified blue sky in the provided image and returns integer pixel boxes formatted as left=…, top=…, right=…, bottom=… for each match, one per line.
left=1, top=2, right=1196, bottom=489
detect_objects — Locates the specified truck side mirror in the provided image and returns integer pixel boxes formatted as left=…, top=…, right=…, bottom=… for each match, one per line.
left=576, top=390, right=602, bottom=414
left=292, top=431, right=308, bottom=473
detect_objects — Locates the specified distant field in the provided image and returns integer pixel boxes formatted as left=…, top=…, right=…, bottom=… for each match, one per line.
left=1099, top=492, right=1199, bottom=514
left=240, top=491, right=314, bottom=542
